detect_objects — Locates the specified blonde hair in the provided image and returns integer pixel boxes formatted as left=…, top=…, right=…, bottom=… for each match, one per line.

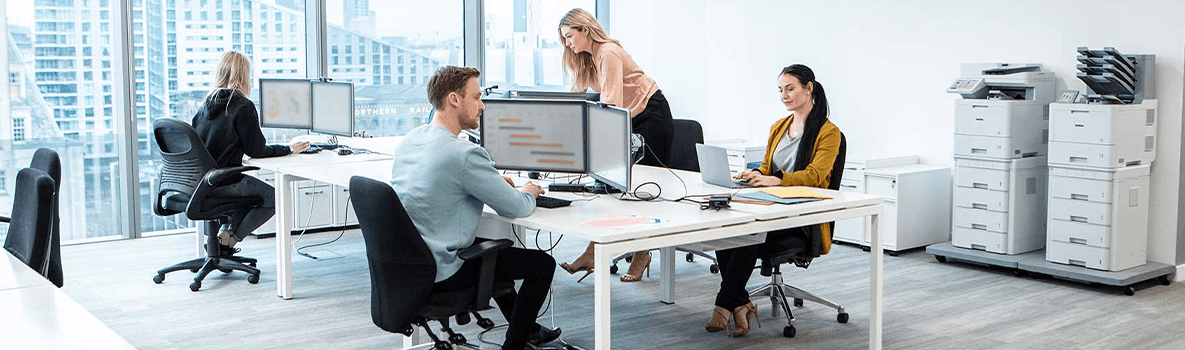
left=558, top=8, right=619, bottom=92
left=211, top=50, right=253, bottom=98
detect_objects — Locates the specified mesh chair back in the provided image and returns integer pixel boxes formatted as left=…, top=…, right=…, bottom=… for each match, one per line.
left=2, top=168, right=56, bottom=278
left=29, top=148, right=64, bottom=287
left=669, top=119, right=705, bottom=172
left=152, top=118, right=218, bottom=216
left=350, top=176, right=437, bottom=334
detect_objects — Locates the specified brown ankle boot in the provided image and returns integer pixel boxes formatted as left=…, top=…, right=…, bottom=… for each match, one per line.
left=705, top=306, right=732, bottom=333
left=731, top=302, right=760, bottom=337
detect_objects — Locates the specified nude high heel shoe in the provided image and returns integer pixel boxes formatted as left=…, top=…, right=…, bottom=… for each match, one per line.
left=705, top=306, right=732, bottom=333
left=619, top=251, right=651, bottom=283
left=559, top=243, right=596, bottom=283
left=731, top=302, right=761, bottom=337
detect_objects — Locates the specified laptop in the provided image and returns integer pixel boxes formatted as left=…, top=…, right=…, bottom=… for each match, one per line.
left=695, top=143, right=755, bottom=189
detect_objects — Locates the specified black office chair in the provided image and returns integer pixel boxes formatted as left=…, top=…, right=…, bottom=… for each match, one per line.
left=351, top=176, right=515, bottom=350
left=2, top=168, right=56, bottom=280
left=29, top=148, right=64, bottom=287
left=149, top=118, right=261, bottom=292
left=611, top=119, right=721, bottom=274
left=746, top=132, right=847, bottom=338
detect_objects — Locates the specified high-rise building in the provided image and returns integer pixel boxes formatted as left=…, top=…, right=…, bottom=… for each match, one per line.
left=17, top=0, right=450, bottom=238
left=342, top=0, right=375, bottom=37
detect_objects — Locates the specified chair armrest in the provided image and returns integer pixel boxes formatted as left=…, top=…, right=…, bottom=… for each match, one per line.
left=458, top=239, right=513, bottom=261
left=204, top=166, right=261, bottom=187
left=0, top=215, right=9, bottom=223
left=462, top=239, right=513, bottom=310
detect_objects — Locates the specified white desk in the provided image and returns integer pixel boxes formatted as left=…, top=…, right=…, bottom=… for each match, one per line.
left=0, top=251, right=135, bottom=349
left=253, top=155, right=885, bottom=350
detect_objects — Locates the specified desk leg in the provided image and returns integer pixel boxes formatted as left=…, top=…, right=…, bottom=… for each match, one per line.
left=869, top=211, right=883, bottom=350
left=660, top=247, right=675, bottom=304
left=593, top=244, right=612, bottom=350
left=276, top=173, right=294, bottom=300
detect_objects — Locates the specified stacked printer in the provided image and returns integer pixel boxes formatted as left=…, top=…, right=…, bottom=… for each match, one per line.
left=1045, top=48, right=1156, bottom=271
left=947, top=63, right=1054, bottom=255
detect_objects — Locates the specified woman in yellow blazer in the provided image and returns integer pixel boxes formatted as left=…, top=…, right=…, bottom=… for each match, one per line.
left=705, top=64, right=842, bottom=337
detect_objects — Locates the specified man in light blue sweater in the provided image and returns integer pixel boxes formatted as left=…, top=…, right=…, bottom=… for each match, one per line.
left=390, top=66, right=559, bottom=350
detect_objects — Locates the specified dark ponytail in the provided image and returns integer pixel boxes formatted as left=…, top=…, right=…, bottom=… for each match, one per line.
left=780, top=64, right=829, bottom=173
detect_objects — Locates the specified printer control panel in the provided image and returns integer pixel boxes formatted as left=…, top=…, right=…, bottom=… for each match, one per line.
left=947, top=78, right=985, bottom=95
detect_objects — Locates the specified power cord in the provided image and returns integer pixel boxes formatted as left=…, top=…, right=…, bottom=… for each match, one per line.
left=290, top=180, right=321, bottom=254
left=296, top=194, right=352, bottom=259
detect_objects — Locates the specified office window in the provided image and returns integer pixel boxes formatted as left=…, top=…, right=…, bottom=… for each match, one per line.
left=485, top=0, right=594, bottom=90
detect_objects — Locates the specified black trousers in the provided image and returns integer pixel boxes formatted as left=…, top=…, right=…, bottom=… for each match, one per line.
left=713, top=227, right=806, bottom=310
left=633, top=89, right=675, bottom=167
left=209, top=175, right=275, bottom=241
left=435, top=245, right=555, bottom=350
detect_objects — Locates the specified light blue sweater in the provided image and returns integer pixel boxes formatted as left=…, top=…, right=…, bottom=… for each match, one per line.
left=390, top=124, right=537, bottom=282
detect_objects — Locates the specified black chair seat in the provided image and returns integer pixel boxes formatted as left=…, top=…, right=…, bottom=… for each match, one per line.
left=162, top=193, right=191, bottom=212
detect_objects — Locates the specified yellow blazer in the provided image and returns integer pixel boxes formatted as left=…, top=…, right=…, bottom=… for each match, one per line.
left=756, top=114, right=842, bottom=254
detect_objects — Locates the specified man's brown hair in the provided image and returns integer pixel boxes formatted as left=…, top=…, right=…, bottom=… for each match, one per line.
left=426, top=66, right=481, bottom=110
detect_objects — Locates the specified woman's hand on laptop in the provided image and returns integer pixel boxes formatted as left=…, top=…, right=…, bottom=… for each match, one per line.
left=737, top=170, right=780, bottom=187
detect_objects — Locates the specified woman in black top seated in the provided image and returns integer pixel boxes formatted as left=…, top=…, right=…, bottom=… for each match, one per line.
left=190, top=51, right=310, bottom=254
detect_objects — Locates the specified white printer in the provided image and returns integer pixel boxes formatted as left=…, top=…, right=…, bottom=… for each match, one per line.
left=948, top=63, right=1056, bottom=159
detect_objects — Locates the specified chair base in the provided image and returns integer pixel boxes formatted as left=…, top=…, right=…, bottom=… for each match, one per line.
left=153, top=255, right=260, bottom=291
left=746, top=271, right=848, bottom=333
left=609, top=248, right=719, bottom=274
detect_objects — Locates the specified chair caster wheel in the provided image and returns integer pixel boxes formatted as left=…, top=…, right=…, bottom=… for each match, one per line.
left=249, top=262, right=257, bottom=267
left=433, top=340, right=453, bottom=350
left=783, top=325, right=796, bottom=338
left=685, top=253, right=694, bottom=262
left=248, top=274, right=260, bottom=284
left=609, top=264, right=619, bottom=274
left=935, top=255, right=947, bottom=263
left=189, top=268, right=199, bottom=273
left=794, top=298, right=803, bottom=307
left=189, top=282, right=201, bottom=292
left=838, top=312, right=849, bottom=323
left=153, top=274, right=165, bottom=284
left=709, top=264, right=719, bottom=274
left=448, top=333, right=466, bottom=344
left=476, top=319, right=495, bottom=329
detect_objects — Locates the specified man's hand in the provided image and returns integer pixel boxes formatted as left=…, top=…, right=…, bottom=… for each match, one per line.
left=289, top=141, right=311, bottom=154
left=502, top=176, right=515, bottom=187
left=522, top=182, right=544, bottom=198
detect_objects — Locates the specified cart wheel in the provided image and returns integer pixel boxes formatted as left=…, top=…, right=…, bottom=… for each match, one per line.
left=709, top=264, right=720, bottom=274
left=1123, top=286, right=1135, bottom=296
left=838, top=312, right=850, bottom=323
left=1158, top=275, right=1172, bottom=286
left=794, top=298, right=804, bottom=307
left=153, top=274, right=165, bottom=284
left=783, top=325, right=796, bottom=338
left=609, top=264, right=619, bottom=275
left=935, top=255, right=947, bottom=263
left=686, top=253, right=695, bottom=262
left=889, top=251, right=899, bottom=257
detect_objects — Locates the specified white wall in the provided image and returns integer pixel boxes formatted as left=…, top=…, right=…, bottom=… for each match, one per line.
left=612, top=0, right=1185, bottom=265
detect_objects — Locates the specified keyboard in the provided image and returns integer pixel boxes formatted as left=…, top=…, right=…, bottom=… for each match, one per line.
left=310, top=142, right=339, bottom=150
left=535, top=195, right=572, bottom=208
left=299, top=146, right=322, bottom=154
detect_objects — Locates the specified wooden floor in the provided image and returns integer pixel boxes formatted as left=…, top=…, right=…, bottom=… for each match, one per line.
left=58, top=229, right=1185, bottom=349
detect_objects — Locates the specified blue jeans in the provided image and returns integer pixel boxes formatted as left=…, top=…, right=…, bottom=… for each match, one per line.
left=209, top=175, right=275, bottom=241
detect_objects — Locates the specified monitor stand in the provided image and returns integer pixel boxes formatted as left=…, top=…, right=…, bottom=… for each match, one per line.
left=584, top=181, right=623, bottom=194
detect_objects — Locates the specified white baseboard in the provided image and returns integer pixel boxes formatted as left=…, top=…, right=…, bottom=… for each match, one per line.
left=1177, top=264, right=1185, bottom=282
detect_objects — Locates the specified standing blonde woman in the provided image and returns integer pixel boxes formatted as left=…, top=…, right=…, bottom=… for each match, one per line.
left=556, top=8, right=674, bottom=283
left=190, top=51, right=309, bottom=254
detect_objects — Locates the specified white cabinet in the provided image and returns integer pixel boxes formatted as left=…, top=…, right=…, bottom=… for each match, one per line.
left=1045, top=164, right=1149, bottom=271
left=860, top=164, right=952, bottom=253
left=706, top=139, right=765, bottom=174
left=334, top=185, right=358, bottom=226
left=250, top=170, right=358, bottom=236
left=832, top=156, right=922, bottom=246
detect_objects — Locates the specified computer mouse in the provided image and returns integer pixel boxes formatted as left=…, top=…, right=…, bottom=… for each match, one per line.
left=337, top=148, right=353, bottom=156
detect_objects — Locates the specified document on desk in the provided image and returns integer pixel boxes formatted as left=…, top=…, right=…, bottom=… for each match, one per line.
left=757, top=187, right=831, bottom=199
left=736, top=191, right=824, bottom=205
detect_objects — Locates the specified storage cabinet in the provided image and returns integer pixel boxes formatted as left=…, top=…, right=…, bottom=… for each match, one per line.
left=858, top=164, right=952, bottom=253
left=706, top=139, right=765, bottom=174
left=251, top=170, right=360, bottom=235
left=832, top=156, right=920, bottom=246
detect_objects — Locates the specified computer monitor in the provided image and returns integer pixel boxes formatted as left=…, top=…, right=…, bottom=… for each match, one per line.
left=259, top=79, right=312, bottom=129
left=311, top=81, right=354, bottom=136
left=480, top=99, right=588, bottom=173
left=586, top=103, right=632, bottom=193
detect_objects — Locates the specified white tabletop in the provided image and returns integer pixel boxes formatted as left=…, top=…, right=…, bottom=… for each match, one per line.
left=1, top=251, right=54, bottom=291
left=0, top=285, right=135, bottom=349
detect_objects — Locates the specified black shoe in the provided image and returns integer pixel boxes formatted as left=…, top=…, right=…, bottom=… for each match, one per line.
left=204, top=243, right=240, bottom=257
left=528, top=325, right=562, bottom=346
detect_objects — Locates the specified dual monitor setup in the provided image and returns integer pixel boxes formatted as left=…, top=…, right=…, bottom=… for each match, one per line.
left=259, top=78, right=355, bottom=137
left=479, top=91, right=634, bottom=194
